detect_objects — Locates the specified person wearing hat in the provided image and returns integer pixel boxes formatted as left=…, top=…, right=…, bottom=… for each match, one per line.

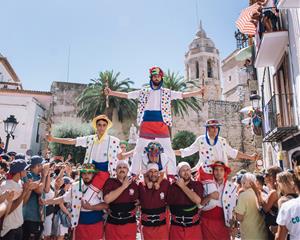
left=138, top=163, right=169, bottom=240
left=141, top=141, right=172, bottom=190
left=200, top=161, right=237, bottom=240
left=47, top=114, right=121, bottom=192
left=105, top=66, right=204, bottom=179
left=167, top=162, right=203, bottom=240
left=175, top=119, right=259, bottom=204
left=0, top=154, right=11, bottom=162
left=0, top=159, right=37, bottom=239
left=23, top=155, right=50, bottom=240
left=7, top=151, right=17, bottom=160
left=42, top=163, right=108, bottom=240
left=103, top=160, right=139, bottom=240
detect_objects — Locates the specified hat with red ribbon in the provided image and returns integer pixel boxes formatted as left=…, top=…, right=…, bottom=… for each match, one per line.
left=208, top=161, right=231, bottom=175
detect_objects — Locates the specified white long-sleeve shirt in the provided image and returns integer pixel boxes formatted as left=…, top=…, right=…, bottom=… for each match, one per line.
left=180, top=135, right=238, bottom=174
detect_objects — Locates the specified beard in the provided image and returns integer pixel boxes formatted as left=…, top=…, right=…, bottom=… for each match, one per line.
left=151, top=80, right=162, bottom=86
left=83, top=179, right=93, bottom=185
left=182, top=175, right=191, bottom=182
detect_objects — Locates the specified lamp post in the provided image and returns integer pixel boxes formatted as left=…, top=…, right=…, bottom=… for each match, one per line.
left=3, top=115, right=18, bottom=153
left=250, top=94, right=261, bottom=109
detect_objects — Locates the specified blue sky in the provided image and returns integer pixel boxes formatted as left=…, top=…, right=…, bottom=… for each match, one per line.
left=1, top=0, right=248, bottom=91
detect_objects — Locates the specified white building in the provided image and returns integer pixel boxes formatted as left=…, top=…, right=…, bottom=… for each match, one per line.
left=222, top=45, right=257, bottom=103
left=247, top=1, right=300, bottom=169
left=0, top=54, right=51, bottom=155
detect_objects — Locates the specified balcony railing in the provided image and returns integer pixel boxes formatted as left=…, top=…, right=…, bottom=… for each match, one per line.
left=254, top=7, right=288, bottom=68
left=259, top=7, right=282, bottom=34
left=263, top=93, right=298, bottom=142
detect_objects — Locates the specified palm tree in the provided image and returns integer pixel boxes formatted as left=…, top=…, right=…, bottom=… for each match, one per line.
left=163, top=70, right=202, bottom=117
left=76, top=70, right=137, bottom=122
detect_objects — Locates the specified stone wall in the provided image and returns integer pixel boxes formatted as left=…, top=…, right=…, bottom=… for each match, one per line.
left=49, top=81, right=135, bottom=141
left=50, top=82, right=87, bottom=125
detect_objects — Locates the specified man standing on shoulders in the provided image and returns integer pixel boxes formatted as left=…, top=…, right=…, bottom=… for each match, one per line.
left=139, top=163, right=169, bottom=240
left=105, top=67, right=204, bottom=178
left=167, top=162, right=203, bottom=240
left=200, top=161, right=237, bottom=240
left=47, top=115, right=121, bottom=194
left=103, top=160, right=139, bottom=240
left=175, top=119, right=258, bottom=200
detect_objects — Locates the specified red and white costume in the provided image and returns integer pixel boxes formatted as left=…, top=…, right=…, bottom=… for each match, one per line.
left=63, top=181, right=105, bottom=240
left=139, top=179, right=169, bottom=240
left=167, top=180, right=203, bottom=240
left=127, top=67, right=181, bottom=176
left=180, top=135, right=238, bottom=196
left=103, top=178, right=139, bottom=240
left=201, top=179, right=237, bottom=240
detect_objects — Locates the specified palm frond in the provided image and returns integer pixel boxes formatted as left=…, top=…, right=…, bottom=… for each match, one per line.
left=76, top=70, right=137, bottom=122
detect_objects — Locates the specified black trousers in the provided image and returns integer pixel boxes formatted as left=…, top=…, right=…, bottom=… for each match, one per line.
left=22, top=220, right=43, bottom=240
left=1, top=226, right=23, bottom=240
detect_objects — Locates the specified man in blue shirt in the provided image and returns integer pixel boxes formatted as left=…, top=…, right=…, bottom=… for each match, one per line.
left=22, top=156, right=49, bottom=240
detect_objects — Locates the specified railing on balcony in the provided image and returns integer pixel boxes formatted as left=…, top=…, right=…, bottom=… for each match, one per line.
left=263, top=93, right=297, bottom=142
left=256, top=6, right=283, bottom=43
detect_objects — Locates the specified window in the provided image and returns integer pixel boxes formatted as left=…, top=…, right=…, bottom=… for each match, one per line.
left=207, top=59, right=213, bottom=78
left=36, top=122, right=40, bottom=143
left=196, top=61, right=200, bottom=79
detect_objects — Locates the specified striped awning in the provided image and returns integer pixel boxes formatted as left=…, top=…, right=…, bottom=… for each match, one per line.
left=236, top=3, right=260, bottom=35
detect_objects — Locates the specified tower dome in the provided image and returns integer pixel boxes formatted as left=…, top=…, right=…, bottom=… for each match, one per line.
left=184, top=21, right=221, bottom=101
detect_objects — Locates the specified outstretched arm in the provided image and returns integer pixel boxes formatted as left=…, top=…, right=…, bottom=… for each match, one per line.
left=182, top=88, right=204, bottom=99
left=104, top=87, right=129, bottom=99
left=46, top=134, right=76, bottom=145
left=236, top=151, right=258, bottom=161
left=225, top=139, right=259, bottom=161
left=174, top=136, right=200, bottom=158
left=118, top=149, right=134, bottom=160
left=42, top=195, right=65, bottom=205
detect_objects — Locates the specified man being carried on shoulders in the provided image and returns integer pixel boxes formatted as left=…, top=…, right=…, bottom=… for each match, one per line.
left=175, top=119, right=258, bottom=200
left=105, top=66, right=203, bottom=179
left=47, top=115, right=121, bottom=197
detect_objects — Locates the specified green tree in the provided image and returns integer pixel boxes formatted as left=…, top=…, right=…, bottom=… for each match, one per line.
left=172, top=130, right=198, bottom=167
left=76, top=70, right=137, bottom=122
left=48, top=122, right=93, bottom=164
left=163, top=70, right=202, bottom=117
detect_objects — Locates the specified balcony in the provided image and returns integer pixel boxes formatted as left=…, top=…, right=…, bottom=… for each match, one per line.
left=263, top=94, right=298, bottom=142
left=254, top=8, right=289, bottom=68
left=277, top=0, right=300, bottom=9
